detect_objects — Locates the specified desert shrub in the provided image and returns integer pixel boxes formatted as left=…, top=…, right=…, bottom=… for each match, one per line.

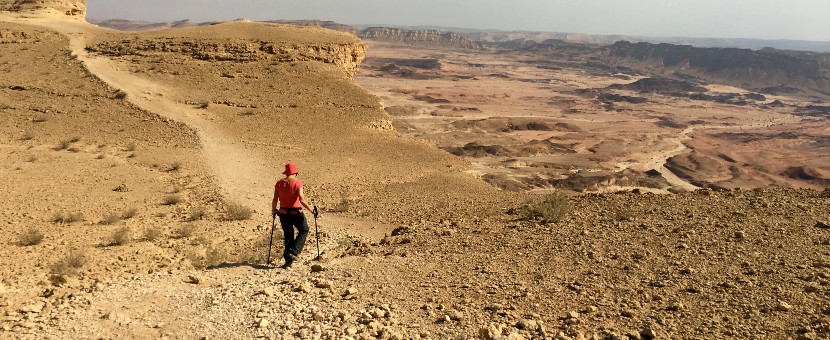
left=173, top=224, right=196, bottom=239
left=100, top=214, right=121, bottom=225
left=224, top=203, right=252, bottom=221
left=190, top=235, right=211, bottom=246
left=53, top=140, right=72, bottom=151
left=167, top=161, right=182, bottom=172
left=18, top=227, right=44, bottom=246
left=49, top=249, right=86, bottom=286
left=185, top=250, right=207, bottom=270
left=19, top=133, right=34, bottom=141
left=109, top=226, right=131, bottom=246
left=519, top=192, right=571, bottom=223
left=95, top=154, right=105, bottom=160
left=162, top=195, right=182, bottom=206
left=205, top=246, right=226, bottom=268
left=240, top=111, right=256, bottom=116
left=121, top=208, right=138, bottom=219
left=51, top=212, right=84, bottom=224
left=331, top=194, right=351, bottom=213
left=188, top=207, right=206, bottom=221
left=114, top=90, right=128, bottom=100
left=197, top=101, right=210, bottom=109
left=143, top=226, right=163, bottom=241
left=169, top=186, right=183, bottom=194
left=68, top=136, right=81, bottom=143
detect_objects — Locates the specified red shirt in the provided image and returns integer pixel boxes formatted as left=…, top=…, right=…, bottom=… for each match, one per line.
left=275, top=178, right=303, bottom=212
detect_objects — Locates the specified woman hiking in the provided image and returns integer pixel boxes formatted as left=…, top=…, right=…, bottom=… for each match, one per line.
left=272, top=163, right=316, bottom=268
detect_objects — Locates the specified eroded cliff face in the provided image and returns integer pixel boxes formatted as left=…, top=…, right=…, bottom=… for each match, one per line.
left=360, top=27, right=481, bottom=49
left=608, top=41, right=830, bottom=92
left=0, top=0, right=85, bottom=16
left=87, top=22, right=368, bottom=77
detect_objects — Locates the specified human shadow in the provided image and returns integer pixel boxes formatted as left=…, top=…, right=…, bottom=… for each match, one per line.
left=208, top=262, right=273, bottom=270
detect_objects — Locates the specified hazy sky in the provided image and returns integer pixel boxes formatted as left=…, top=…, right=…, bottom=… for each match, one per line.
left=87, top=0, right=830, bottom=41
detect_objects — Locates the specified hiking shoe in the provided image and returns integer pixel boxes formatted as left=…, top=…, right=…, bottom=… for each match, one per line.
left=286, top=253, right=300, bottom=262
left=280, top=261, right=293, bottom=269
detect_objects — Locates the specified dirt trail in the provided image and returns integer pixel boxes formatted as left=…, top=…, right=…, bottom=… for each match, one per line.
left=14, top=15, right=386, bottom=244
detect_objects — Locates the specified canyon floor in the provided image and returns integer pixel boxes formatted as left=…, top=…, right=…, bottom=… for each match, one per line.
left=357, top=41, right=830, bottom=194
left=0, top=12, right=829, bottom=340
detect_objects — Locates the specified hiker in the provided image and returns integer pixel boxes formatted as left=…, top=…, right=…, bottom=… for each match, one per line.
left=272, top=163, right=316, bottom=268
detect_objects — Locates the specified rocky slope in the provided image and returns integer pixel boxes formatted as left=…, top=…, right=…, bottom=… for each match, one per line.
left=0, top=0, right=85, bottom=16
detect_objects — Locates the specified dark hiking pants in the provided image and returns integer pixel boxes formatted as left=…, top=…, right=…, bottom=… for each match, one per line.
left=279, top=212, right=309, bottom=262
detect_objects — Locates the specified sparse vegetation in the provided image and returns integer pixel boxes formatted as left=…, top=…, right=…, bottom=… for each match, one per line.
left=51, top=211, right=84, bottom=224
left=53, top=140, right=71, bottom=151
left=191, top=235, right=211, bottom=246
left=197, top=101, right=210, bottom=109
left=162, top=195, right=182, bottom=205
left=224, top=203, right=252, bottom=221
left=95, top=154, right=105, bottom=160
left=331, top=193, right=351, bottom=213
left=167, top=161, right=182, bottom=172
left=18, top=227, right=44, bottom=246
left=173, top=224, right=196, bottom=239
left=100, top=214, right=121, bottom=225
left=121, top=208, right=138, bottom=219
left=185, top=250, right=207, bottom=270
left=518, top=192, right=571, bottom=223
left=188, top=207, right=206, bottom=221
left=124, top=143, right=136, bottom=152
left=185, top=245, right=226, bottom=270
left=109, top=226, right=131, bottom=246
left=240, top=110, right=256, bottom=116
left=49, top=249, right=86, bottom=286
left=68, top=136, right=81, bottom=143
left=143, top=226, right=163, bottom=241
left=114, top=90, right=128, bottom=100
left=19, top=133, right=34, bottom=141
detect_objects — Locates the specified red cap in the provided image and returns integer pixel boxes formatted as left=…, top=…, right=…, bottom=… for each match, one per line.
left=282, top=163, right=299, bottom=175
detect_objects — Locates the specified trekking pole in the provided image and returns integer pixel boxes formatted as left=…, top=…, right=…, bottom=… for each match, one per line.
left=266, top=214, right=276, bottom=268
left=313, top=205, right=320, bottom=260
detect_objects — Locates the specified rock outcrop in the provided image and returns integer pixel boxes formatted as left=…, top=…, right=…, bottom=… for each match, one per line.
left=87, top=22, right=367, bottom=77
left=359, top=27, right=481, bottom=49
left=608, top=41, right=830, bottom=92
left=0, top=0, right=85, bottom=17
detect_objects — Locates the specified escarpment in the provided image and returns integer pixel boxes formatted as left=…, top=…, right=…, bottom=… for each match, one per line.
left=0, top=0, right=85, bottom=16
left=87, top=21, right=367, bottom=77
left=359, top=27, right=481, bottom=49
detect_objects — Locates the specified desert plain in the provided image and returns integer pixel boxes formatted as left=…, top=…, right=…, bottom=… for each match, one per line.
left=0, top=2, right=829, bottom=340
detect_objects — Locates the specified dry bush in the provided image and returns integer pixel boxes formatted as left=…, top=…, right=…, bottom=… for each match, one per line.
left=49, top=249, right=86, bottom=286
left=68, top=136, right=81, bottom=143
left=100, top=214, right=121, bottom=225
left=519, top=192, right=571, bottom=223
left=19, top=133, right=34, bottom=141
left=53, top=140, right=72, bottom=151
left=167, top=161, right=182, bottom=172
left=205, top=246, right=226, bottom=268
left=51, top=212, right=84, bottom=224
left=197, top=101, right=210, bottom=109
left=18, top=227, right=44, bottom=246
left=143, top=226, right=163, bottom=241
left=188, top=208, right=206, bottom=221
left=114, top=90, right=128, bottom=100
left=185, top=250, right=207, bottom=270
left=173, top=224, right=196, bottom=239
left=109, top=226, right=131, bottom=246
left=224, top=203, right=252, bottom=221
left=190, top=235, right=211, bottom=246
left=121, top=208, right=138, bottom=219
left=330, top=194, right=351, bottom=213
left=162, top=195, right=182, bottom=206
